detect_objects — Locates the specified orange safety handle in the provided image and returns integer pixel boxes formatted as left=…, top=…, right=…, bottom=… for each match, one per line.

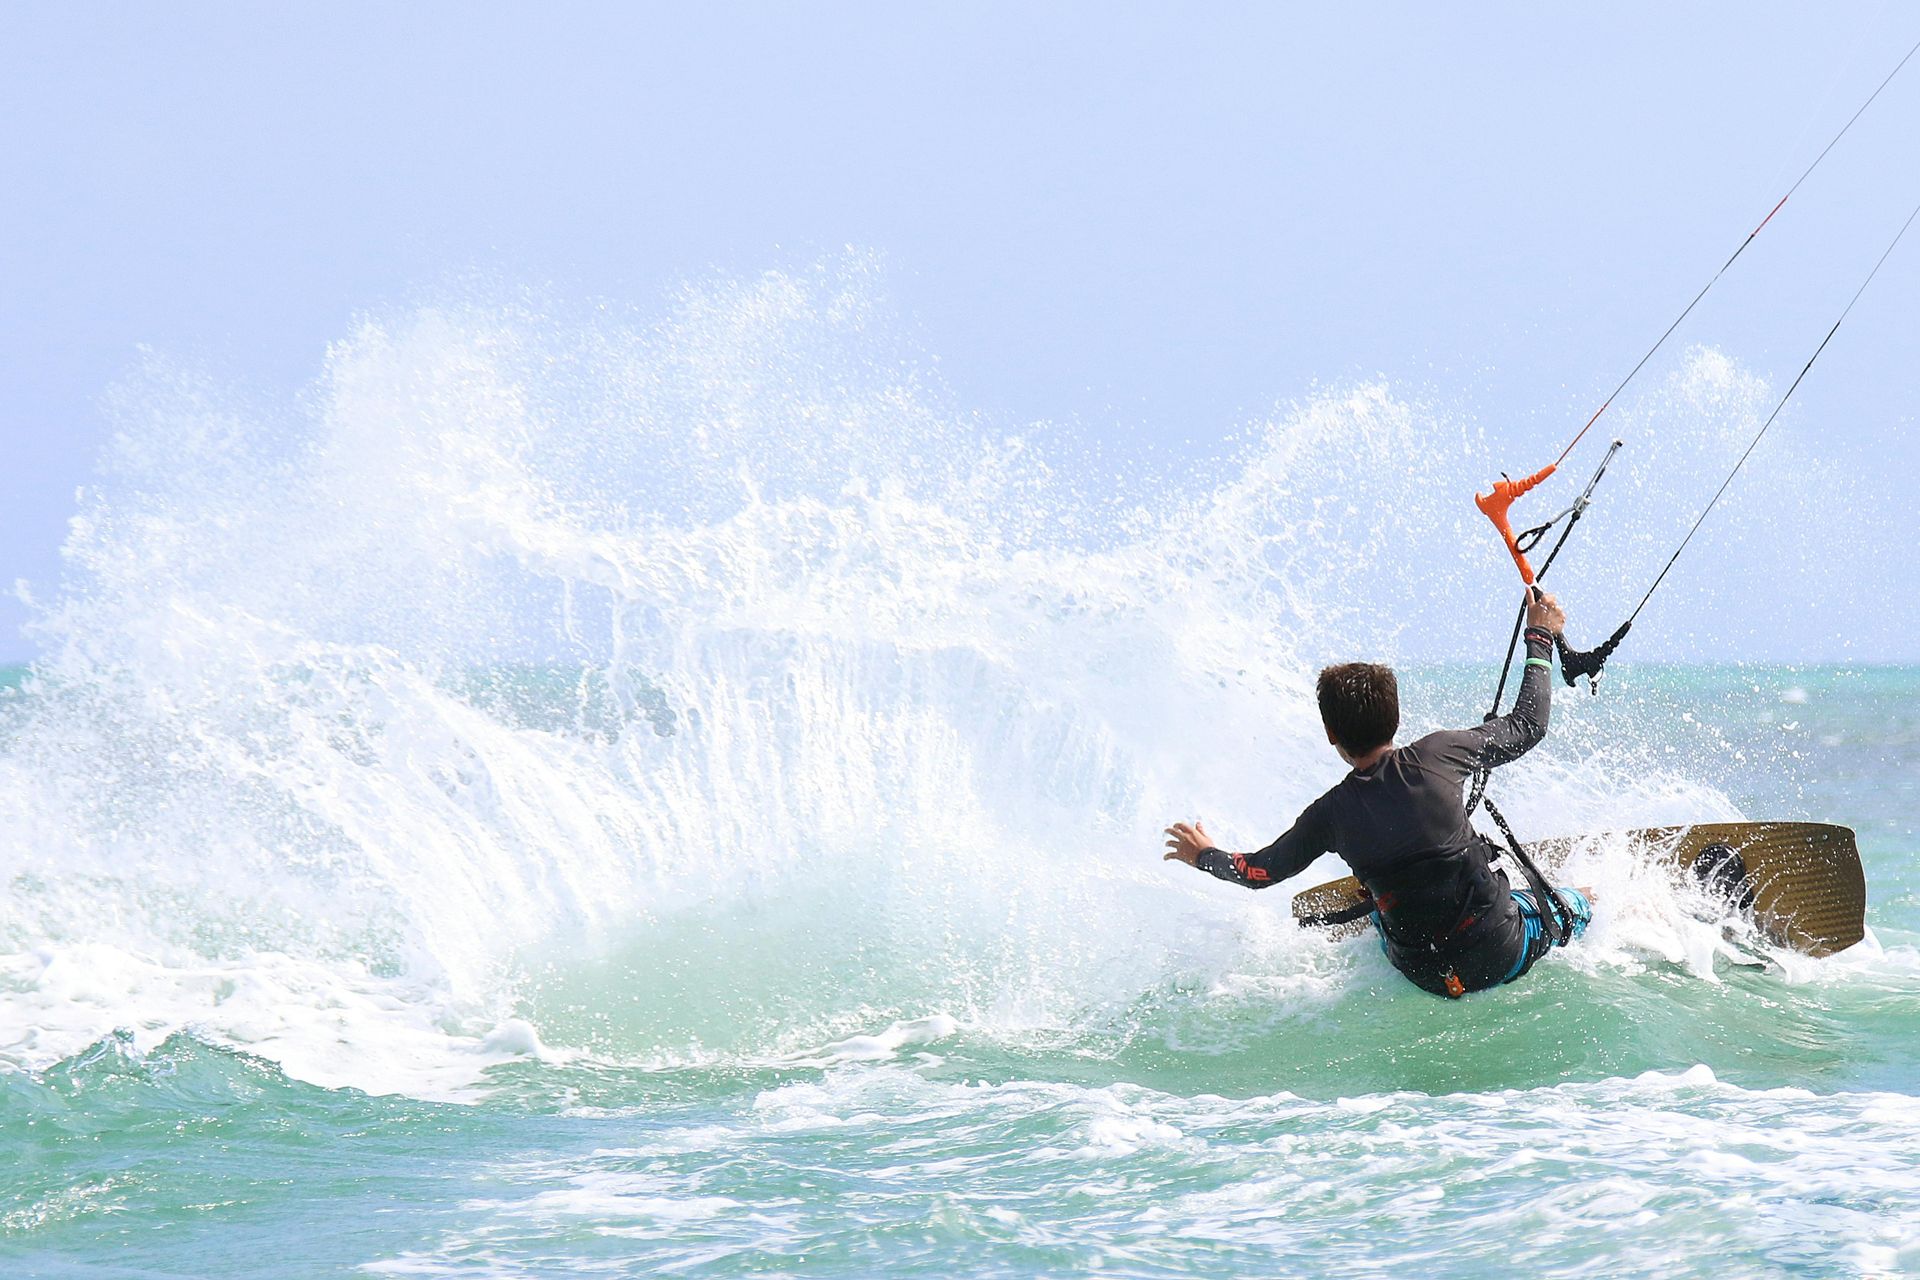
left=1474, top=463, right=1557, bottom=586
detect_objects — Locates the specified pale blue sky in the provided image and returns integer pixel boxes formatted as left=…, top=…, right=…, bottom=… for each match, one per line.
left=3, top=4, right=1916, bottom=661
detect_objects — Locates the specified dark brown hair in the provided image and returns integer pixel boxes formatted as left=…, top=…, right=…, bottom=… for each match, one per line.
left=1316, top=663, right=1399, bottom=756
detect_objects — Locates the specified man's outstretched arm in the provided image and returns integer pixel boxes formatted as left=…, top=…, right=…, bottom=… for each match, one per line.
left=1165, top=804, right=1334, bottom=889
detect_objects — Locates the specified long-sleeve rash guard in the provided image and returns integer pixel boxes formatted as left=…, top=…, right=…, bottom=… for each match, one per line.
left=1196, top=627, right=1557, bottom=993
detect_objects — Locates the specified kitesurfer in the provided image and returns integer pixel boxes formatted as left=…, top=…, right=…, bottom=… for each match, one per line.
left=1163, top=587, right=1591, bottom=998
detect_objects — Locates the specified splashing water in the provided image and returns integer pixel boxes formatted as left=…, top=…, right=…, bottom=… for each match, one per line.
left=0, top=264, right=1879, bottom=1101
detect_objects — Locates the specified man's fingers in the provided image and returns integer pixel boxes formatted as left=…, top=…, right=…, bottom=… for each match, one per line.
left=1165, top=820, right=1210, bottom=856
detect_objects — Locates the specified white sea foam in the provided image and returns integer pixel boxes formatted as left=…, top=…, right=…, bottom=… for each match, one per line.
left=367, top=1064, right=1920, bottom=1277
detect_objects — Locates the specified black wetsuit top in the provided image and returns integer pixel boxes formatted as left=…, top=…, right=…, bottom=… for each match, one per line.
left=1196, top=627, right=1557, bottom=995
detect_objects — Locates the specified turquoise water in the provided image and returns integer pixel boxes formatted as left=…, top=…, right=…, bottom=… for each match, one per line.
left=5, top=283, right=1919, bottom=1277
left=8, top=668, right=1918, bottom=1279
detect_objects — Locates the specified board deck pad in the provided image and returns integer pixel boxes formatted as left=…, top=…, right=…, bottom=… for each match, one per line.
left=1289, top=821, right=1866, bottom=957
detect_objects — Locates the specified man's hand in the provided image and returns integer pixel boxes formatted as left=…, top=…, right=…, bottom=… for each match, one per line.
left=1525, top=587, right=1566, bottom=636
left=1163, top=820, right=1215, bottom=866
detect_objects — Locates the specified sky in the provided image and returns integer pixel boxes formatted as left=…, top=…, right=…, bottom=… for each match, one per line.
left=2, top=3, right=1917, bottom=662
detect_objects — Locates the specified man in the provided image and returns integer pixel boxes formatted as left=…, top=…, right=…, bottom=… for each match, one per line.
left=1163, top=588, right=1591, bottom=998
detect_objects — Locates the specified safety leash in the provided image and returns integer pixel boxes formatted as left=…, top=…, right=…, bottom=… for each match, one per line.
left=1481, top=794, right=1570, bottom=947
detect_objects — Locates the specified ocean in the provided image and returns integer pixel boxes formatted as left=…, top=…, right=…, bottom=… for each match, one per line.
left=3, top=276, right=1917, bottom=1278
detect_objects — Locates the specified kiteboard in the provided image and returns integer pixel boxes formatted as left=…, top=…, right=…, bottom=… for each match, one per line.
left=1289, top=821, right=1865, bottom=958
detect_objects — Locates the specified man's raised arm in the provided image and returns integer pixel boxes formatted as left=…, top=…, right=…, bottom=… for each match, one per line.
left=1469, top=589, right=1568, bottom=769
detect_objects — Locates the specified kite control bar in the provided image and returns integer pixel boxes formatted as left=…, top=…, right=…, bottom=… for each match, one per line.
left=1475, top=440, right=1623, bottom=592
left=1474, top=463, right=1558, bottom=586
left=1472, top=440, right=1623, bottom=716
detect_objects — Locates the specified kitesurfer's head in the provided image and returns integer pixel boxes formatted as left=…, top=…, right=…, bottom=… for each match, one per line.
left=1317, top=662, right=1399, bottom=760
